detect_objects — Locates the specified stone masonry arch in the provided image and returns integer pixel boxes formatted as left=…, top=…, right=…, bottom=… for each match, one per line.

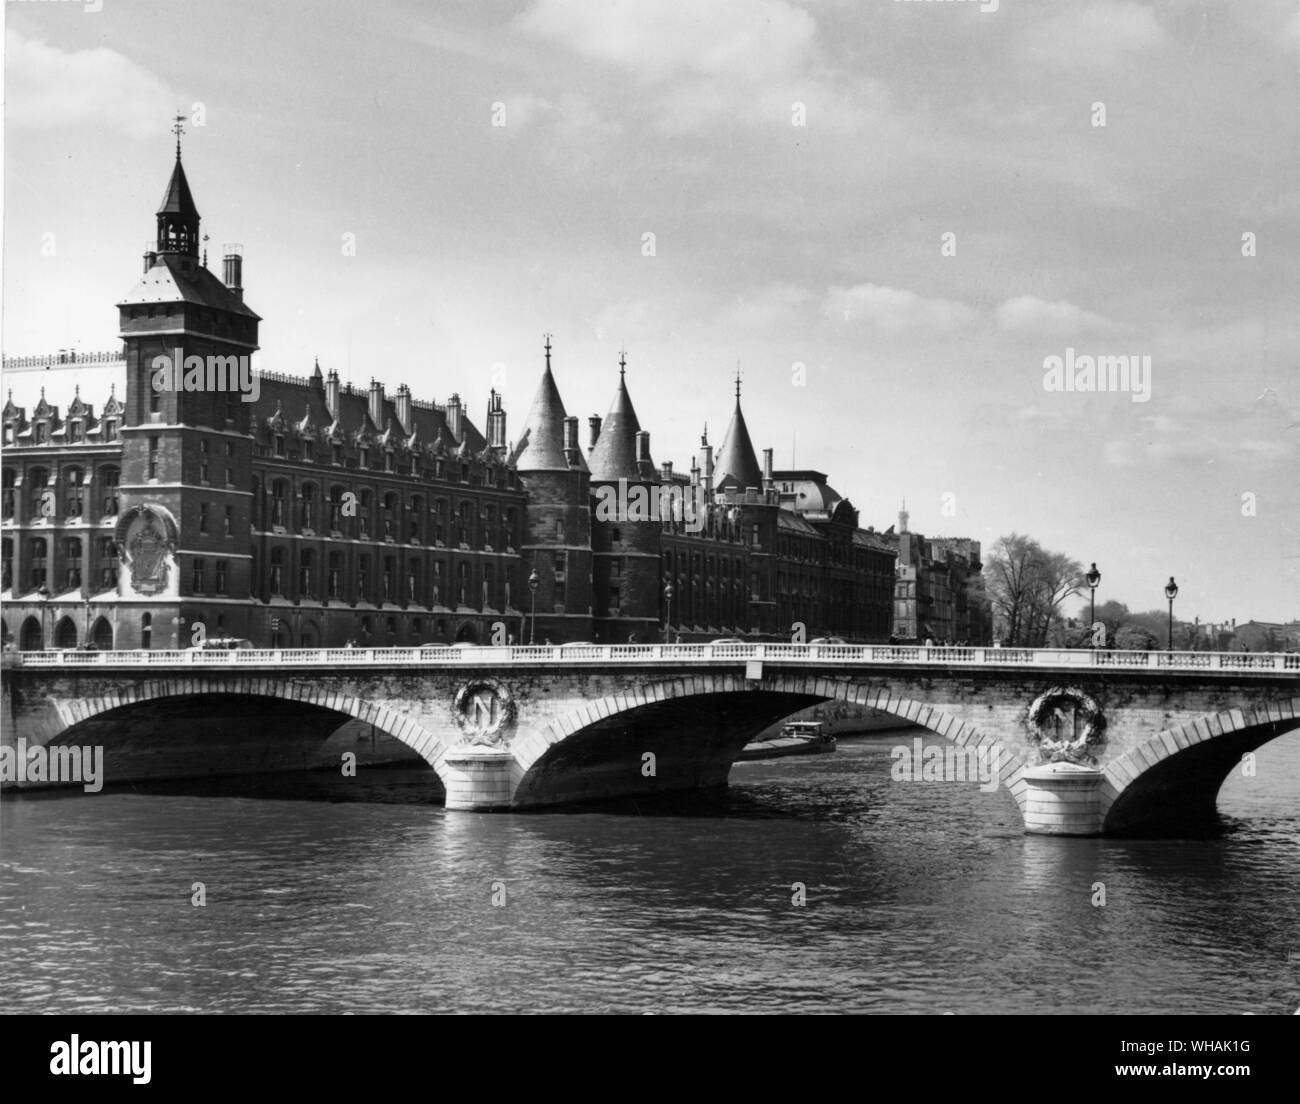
left=41, top=675, right=452, bottom=787
left=511, top=671, right=1026, bottom=809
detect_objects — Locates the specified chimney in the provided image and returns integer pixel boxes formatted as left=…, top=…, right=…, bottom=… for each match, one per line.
left=368, top=378, right=384, bottom=427
left=635, top=430, right=651, bottom=464
left=446, top=393, right=463, bottom=441
left=762, top=447, right=773, bottom=485
left=394, top=384, right=412, bottom=432
left=487, top=390, right=506, bottom=450
left=699, top=428, right=714, bottom=496
left=222, top=245, right=244, bottom=301
left=325, top=369, right=340, bottom=418
left=143, top=250, right=157, bottom=274
left=563, top=415, right=580, bottom=467
left=588, top=414, right=602, bottom=450
left=661, top=460, right=673, bottom=481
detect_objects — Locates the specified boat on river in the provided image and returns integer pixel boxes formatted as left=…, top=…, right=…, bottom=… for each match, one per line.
left=737, top=720, right=837, bottom=761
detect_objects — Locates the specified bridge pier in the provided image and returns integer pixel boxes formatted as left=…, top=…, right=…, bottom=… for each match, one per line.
left=442, top=747, right=516, bottom=811
left=1021, top=763, right=1105, bottom=836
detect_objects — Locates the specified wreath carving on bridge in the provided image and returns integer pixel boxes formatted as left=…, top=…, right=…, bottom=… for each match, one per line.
left=453, top=680, right=517, bottom=749
left=1027, top=686, right=1107, bottom=766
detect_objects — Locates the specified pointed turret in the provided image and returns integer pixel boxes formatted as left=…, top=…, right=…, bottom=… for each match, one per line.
left=156, top=153, right=200, bottom=257
left=714, top=373, right=762, bottom=493
left=588, top=352, right=654, bottom=481
left=513, top=335, right=574, bottom=472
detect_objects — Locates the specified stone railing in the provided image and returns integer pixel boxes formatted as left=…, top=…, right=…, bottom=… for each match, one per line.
left=2, top=350, right=124, bottom=369
left=8, top=644, right=1298, bottom=674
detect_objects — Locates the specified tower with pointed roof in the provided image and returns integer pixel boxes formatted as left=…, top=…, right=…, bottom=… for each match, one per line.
left=509, top=336, right=592, bottom=642
left=587, top=352, right=663, bottom=643
left=112, top=126, right=262, bottom=644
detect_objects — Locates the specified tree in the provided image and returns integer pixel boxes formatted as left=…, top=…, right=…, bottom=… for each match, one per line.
left=1115, top=625, right=1158, bottom=652
left=984, top=534, right=1083, bottom=647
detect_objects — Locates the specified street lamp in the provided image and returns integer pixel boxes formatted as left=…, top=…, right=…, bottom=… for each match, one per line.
left=36, top=583, right=50, bottom=651
left=528, top=568, right=539, bottom=645
left=1085, top=562, right=1101, bottom=645
left=1164, top=576, right=1179, bottom=650
left=663, top=581, right=674, bottom=644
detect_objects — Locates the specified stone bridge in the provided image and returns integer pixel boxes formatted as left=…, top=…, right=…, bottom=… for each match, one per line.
left=3, top=643, right=1297, bottom=836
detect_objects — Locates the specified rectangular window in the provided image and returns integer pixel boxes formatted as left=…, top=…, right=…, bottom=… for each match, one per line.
left=148, top=437, right=159, bottom=479
left=215, top=561, right=227, bottom=595
left=192, top=558, right=206, bottom=592
left=199, top=503, right=209, bottom=534
left=224, top=506, right=233, bottom=536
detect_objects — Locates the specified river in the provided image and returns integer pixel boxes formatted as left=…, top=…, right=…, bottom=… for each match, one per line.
left=1, top=728, right=1296, bottom=1014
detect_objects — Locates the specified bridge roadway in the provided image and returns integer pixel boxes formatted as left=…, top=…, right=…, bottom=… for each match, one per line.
left=4, top=644, right=1297, bottom=836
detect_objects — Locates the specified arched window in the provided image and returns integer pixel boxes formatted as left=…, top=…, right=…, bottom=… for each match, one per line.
left=329, top=485, right=345, bottom=532
left=20, top=616, right=43, bottom=652
left=270, top=547, right=285, bottom=596
left=30, top=538, right=48, bottom=589
left=29, top=467, right=50, bottom=520
left=300, top=483, right=317, bottom=531
left=55, top=616, right=78, bottom=649
left=63, top=538, right=82, bottom=589
left=299, top=550, right=315, bottom=598
left=91, top=616, right=113, bottom=650
left=408, top=496, right=422, bottom=544
left=271, top=480, right=288, bottom=527
left=383, top=492, right=399, bottom=539
left=98, top=467, right=120, bottom=517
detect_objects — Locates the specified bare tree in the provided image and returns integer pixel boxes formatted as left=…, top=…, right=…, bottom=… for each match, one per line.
left=984, top=534, right=1082, bottom=646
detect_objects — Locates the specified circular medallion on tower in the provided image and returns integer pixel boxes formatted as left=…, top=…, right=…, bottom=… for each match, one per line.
left=454, top=680, right=517, bottom=748
left=1027, top=686, right=1107, bottom=766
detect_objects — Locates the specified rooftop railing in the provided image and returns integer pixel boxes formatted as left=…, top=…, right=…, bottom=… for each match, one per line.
left=7, top=644, right=1298, bottom=674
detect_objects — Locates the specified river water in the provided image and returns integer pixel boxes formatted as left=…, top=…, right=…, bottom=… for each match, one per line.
left=1, top=729, right=1296, bottom=1015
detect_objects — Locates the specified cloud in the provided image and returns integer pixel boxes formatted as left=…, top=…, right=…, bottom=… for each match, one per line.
left=1015, top=1, right=1168, bottom=68
left=995, top=296, right=1121, bottom=336
left=516, top=0, right=816, bottom=84
left=823, top=283, right=977, bottom=333
left=7, top=32, right=173, bottom=141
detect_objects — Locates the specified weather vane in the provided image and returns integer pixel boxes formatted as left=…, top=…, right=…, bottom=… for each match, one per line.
left=172, top=111, right=186, bottom=157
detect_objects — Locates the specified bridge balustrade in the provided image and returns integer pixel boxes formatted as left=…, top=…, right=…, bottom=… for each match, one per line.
left=5, top=644, right=1294, bottom=673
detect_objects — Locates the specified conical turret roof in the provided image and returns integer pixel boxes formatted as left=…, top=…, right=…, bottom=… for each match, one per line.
left=714, top=386, right=762, bottom=492
left=512, top=359, right=570, bottom=472
left=588, top=365, right=652, bottom=480
left=157, top=155, right=199, bottom=220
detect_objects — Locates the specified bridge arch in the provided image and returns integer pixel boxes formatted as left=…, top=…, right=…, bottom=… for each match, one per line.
left=43, top=675, right=453, bottom=787
left=1102, top=702, right=1300, bottom=834
left=511, top=671, right=1019, bottom=808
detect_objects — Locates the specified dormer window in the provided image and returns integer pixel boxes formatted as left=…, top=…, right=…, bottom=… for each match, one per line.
left=274, top=435, right=285, bottom=457
left=34, top=423, right=47, bottom=444
left=104, top=420, right=117, bottom=441
left=385, top=451, right=394, bottom=473
left=2, top=423, right=12, bottom=446
left=68, top=421, right=82, bottom=443
left=359, top=448, right=369, bottom=468
left=332, top=445, right=342, bottom=465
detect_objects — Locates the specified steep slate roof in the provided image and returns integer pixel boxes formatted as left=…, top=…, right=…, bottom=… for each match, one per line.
left=714, top=393, right=763, bottom=492
left=117, top=252, right=261, bottom=319
left=588, top=368, right=654, bottom=481
left=511, top=361, right=573, bottom=472
left=157, top=156, right=199, bottom=220
left=248, top=373, right=486, bottom=453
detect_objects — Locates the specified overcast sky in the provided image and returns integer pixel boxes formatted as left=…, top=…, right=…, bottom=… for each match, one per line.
left=4, top=0, right=1297, bottom=624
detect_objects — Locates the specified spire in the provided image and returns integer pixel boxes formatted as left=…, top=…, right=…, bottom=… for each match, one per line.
left=589, top=353, right=653, bottom=481
left=714, top=376, right=762, bottom=493
left=513, top=339, right=573, bottom=472
left=156, top=120, right=201, bottom=256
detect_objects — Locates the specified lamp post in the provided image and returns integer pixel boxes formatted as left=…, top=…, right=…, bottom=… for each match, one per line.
left=527, top=568, right=539, bottom=645
left=1164, top=576, right=1178, bottom=650
left=663, top=581, right=674, bottom=644
left=1085, top=562, right=1101, bottom=645
left=83, top=598, right=92, bottom=649
left=36, top=583, right=50, bottom=650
